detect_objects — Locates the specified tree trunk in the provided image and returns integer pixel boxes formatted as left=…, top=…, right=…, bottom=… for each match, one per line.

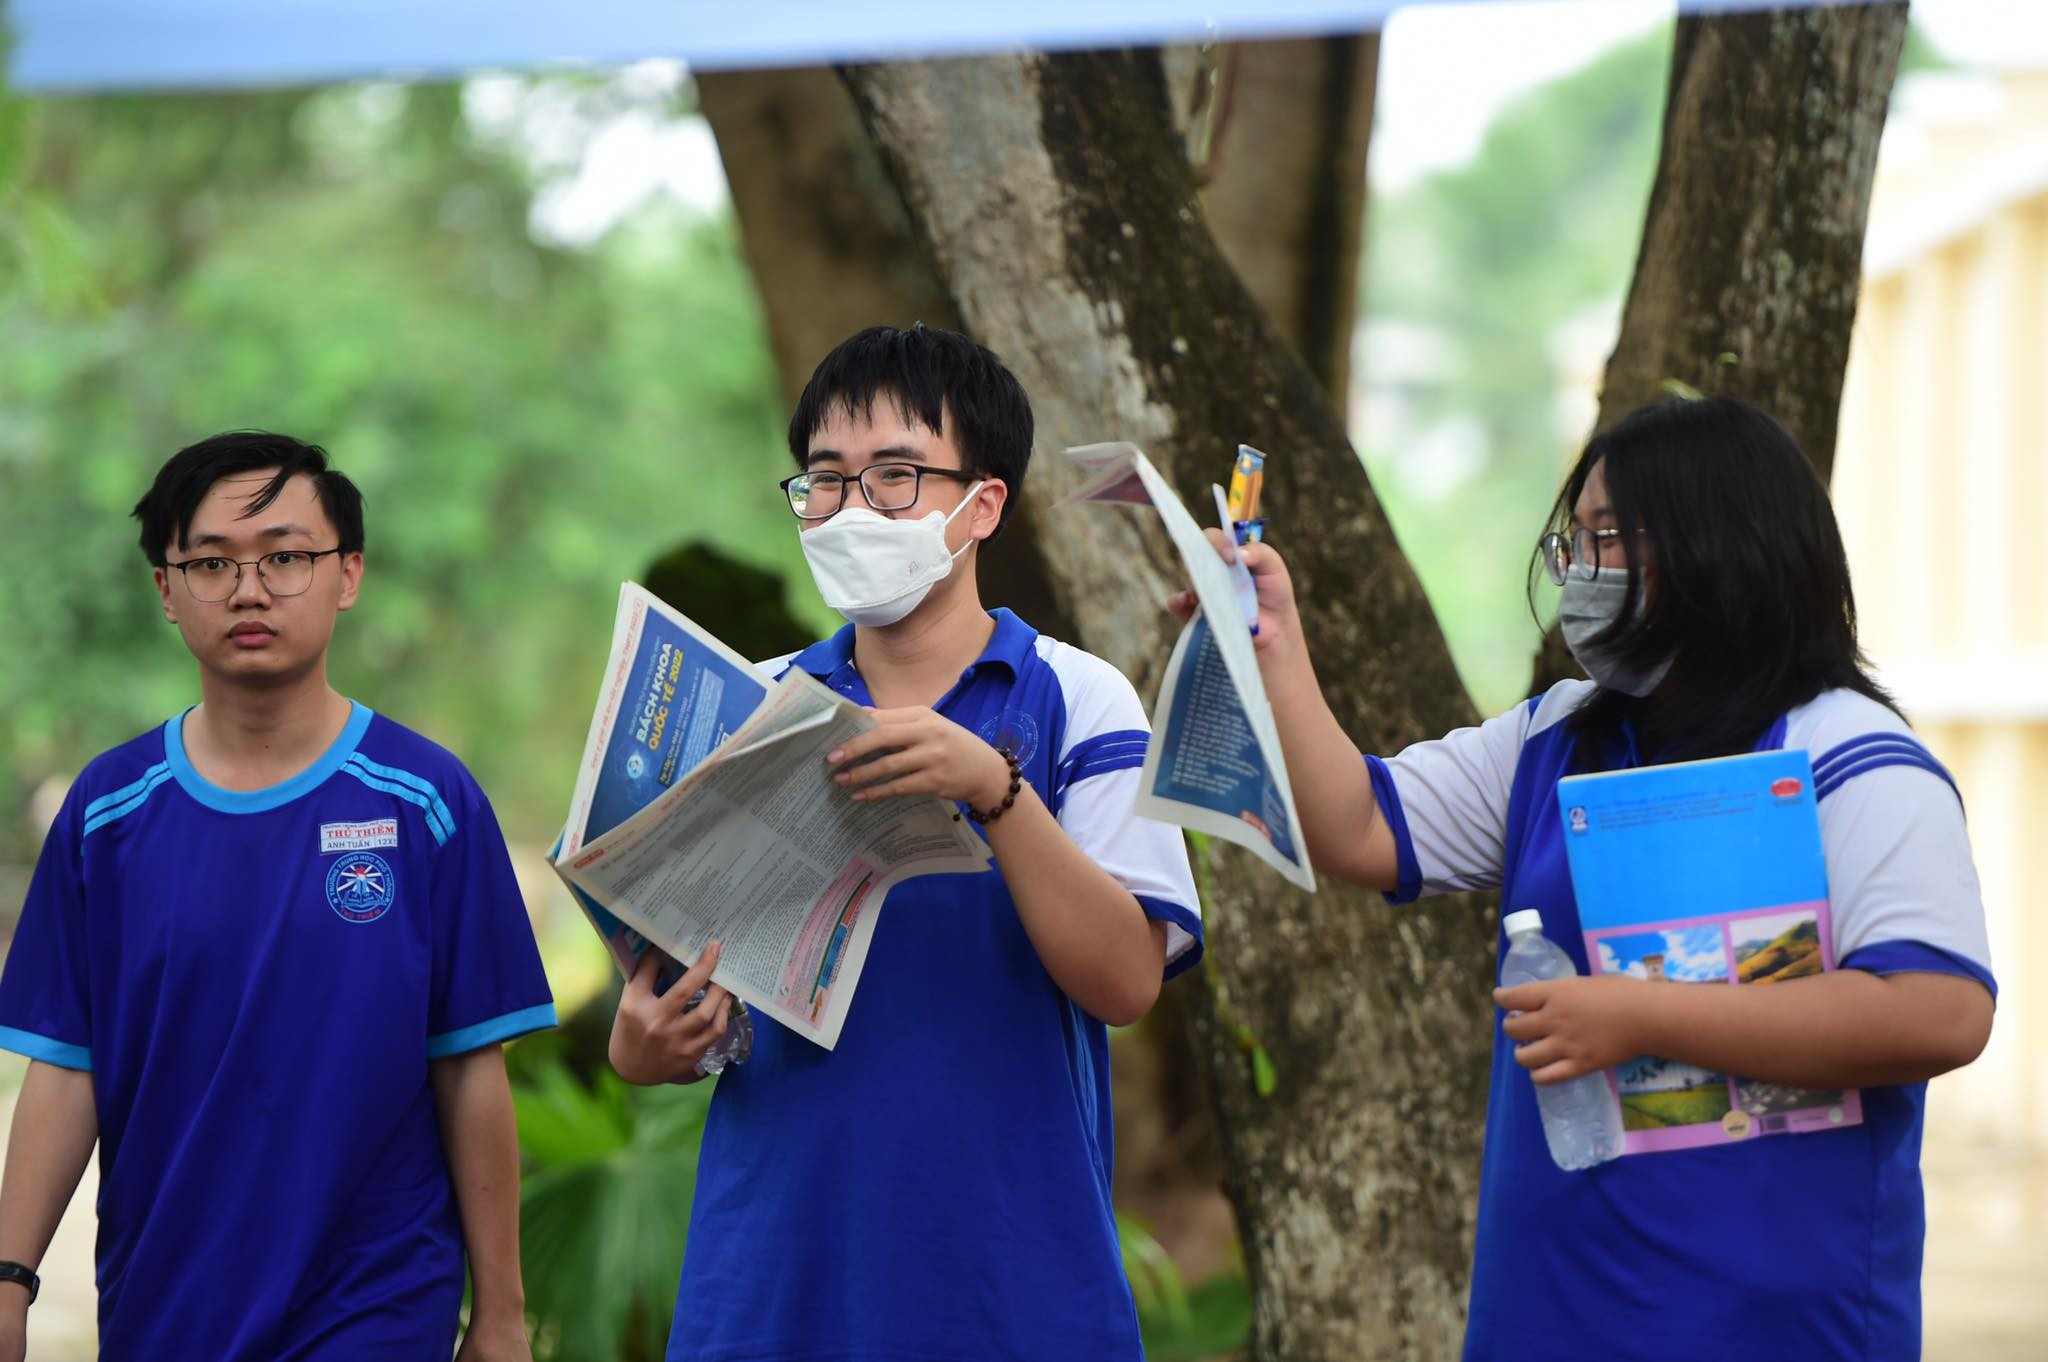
left=1201, top=36, right=1379, bottom=404
left=1534, top=2, right=1906, bottom=694
left=1597, top=2, right=1907, bottom=480
left=844, top=51, right=1497, bottom=1359
left=696, top=66, right=960, bottom=410
left=695, top=64, right=1076, bottom=638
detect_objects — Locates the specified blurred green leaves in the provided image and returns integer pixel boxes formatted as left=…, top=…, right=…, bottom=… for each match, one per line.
left=512, top=1056, right=711, bottom=1362
left=0, top=75, right=831, bottom=856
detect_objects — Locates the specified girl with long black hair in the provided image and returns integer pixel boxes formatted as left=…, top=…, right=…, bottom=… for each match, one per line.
left=1176, top=396, right=1994, bottom=1361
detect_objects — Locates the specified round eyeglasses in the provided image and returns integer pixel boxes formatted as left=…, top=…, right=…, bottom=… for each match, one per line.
left=779, top=463, right=977, bottom=520
left=1538, top=527, right=1639, bottom=585
left=164, top=547, right=345, bottom=602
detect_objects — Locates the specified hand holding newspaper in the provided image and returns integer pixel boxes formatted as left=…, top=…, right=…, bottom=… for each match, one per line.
left=549, top=583, right=992, bottom=1049
left=1058, top=443, right=1315, bottom=891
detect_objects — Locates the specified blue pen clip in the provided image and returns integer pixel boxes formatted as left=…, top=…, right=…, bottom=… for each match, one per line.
left=1212, top=483, right=1260, bottom=636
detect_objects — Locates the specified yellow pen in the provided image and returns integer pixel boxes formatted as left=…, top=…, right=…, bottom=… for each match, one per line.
left=1227, top=445, right=1267, bottom=543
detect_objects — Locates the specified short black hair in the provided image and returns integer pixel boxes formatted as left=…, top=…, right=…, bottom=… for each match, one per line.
left=133, top=430, right=365, bottom=566
left=1531, top=395, right=1891, bottom=764
left=788, top=324, right=1033, bottom=535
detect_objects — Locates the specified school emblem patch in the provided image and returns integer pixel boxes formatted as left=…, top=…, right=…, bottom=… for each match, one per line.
left=326, top=850, right=396, bottom=923
left=976, top=708, right=1041, bottom=767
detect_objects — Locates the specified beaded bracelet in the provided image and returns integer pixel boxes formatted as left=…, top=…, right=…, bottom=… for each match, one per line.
left=957, top=746, right=1024, bottom=825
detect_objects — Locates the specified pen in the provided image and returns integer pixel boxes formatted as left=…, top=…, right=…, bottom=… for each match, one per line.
left=1227, top=445, right=1267, bottom=544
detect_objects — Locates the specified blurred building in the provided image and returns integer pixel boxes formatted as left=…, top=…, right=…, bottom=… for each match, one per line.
left=1834, top=64, right=2048, bottom=1153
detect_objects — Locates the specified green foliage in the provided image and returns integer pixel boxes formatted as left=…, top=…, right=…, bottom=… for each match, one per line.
left=1360, top=26, right=1673, bottom=712
left=1122, top=1213, right=1253, bottom=1360
left=0, top=76, right=834, bottom=860
left=512, top=1057, right=713, bottom=1362
left=1898, top=23, right=1950, bottom=77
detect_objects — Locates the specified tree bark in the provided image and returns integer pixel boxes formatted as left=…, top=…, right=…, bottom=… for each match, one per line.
left=696, top=66, right=960, bottom=410
left=1535, top=2, right=1907, bottom=693
left=1201, top=36, right=1379, bottom=404
left=1596, top=2, right=1907, bottom=480
left=695, top=64, right=1076, bottom=638
left=844, top=50, right=1496, bottom=1359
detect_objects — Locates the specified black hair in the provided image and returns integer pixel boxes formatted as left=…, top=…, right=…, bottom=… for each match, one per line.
left=788, top=323, right=1033, bottom=535
left=1530, top=396, right=1892, bottom=766
left=133, top=430, right=365, bottom=565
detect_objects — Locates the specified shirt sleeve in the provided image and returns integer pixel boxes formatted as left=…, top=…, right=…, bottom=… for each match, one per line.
left=1809, top=742, right=1995, bottom=998
left=1374, top=684, right=1576, bottom=903
left=1044, top=645, right=1205, bottom=980
left=0, top=784, right=94, bottom=1071
left=425, top=771, right=557, bottom=1058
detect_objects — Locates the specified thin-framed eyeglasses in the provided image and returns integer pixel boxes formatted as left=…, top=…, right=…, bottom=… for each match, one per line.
left=1539, top=527, right=1639, bottom=585
left=779, top=462, right=978, bottom=520
left=163, top=547, right=345, bottom=602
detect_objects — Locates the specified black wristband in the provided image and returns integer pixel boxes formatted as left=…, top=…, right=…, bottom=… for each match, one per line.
left=0, top=1260, right=38, bottom=1305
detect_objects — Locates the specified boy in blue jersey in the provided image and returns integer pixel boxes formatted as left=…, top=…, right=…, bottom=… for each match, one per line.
left=0, top=433, right=554, bottom=1362
left=609, top=325, right=1203, bottom=1362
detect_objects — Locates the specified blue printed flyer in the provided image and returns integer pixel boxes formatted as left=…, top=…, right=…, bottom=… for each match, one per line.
left=554, top=582, right=768, bottom=977
left=1558, top=750, right=1864, bottom=1154
left=1060, top=441, right=1314, bottom=891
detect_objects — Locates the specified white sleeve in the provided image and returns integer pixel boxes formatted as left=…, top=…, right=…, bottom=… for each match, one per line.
left=1790, top=693, right=1994, bottom=986
left=1377, top=680, right=1591, bottom=901
left=1040, top=641, right=1204, bottom=978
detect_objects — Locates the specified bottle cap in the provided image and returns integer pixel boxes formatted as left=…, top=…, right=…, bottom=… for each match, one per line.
left=1502, top=909, right=1544, bottom=936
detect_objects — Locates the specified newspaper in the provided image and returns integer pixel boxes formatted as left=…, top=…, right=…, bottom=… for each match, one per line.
left=1059, top=443, right=1315, bottom=891
left=549, top=583, right=992, bottom=1049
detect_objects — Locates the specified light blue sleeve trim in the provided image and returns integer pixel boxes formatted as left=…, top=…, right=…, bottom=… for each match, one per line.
left=340, top=760, right=454, bottom=845
left=0, top=1026, right=92, bottom=1072
left=344, top=753, right=458, bottom=841
left=425, top=1003, right=557, bottom=1059
left=1136, top=895, right=1205, bottom=981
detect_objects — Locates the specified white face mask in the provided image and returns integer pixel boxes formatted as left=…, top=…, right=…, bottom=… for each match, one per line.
left=799, top=482, right=985, bottom=628
left=1558, top=567, right=1674, bottom=698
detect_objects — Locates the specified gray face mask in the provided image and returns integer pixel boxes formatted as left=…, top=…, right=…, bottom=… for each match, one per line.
left=1558, top=567, right=1673, bottom=698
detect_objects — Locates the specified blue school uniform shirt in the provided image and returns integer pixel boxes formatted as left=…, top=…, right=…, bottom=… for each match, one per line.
left=0, top=702, right=555, bottom=1362
left=668, top=609, right=1203, bottom=1362
left=1367, top=681, right=1996, bottom=1362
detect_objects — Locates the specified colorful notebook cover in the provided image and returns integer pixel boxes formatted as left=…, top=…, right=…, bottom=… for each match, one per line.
left=1557, top=749, right=1864, bottom=1154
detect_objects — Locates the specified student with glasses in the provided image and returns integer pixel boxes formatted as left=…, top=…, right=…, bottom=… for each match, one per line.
left=0, top=432, right=553, bottom=1362
left=612, top=325, right=1202, bottom=1362
left=1172, top=396, right=1993, bottom=1362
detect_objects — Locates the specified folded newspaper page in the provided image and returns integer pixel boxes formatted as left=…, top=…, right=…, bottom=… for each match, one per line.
left=550, top=583, right=992, bottom=1049
left=1059, top=443, right=1315, bottom=891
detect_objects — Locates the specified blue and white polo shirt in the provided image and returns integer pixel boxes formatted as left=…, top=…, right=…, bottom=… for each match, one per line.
left=1366, top=680, right=1995, bottom=1362
left=667, top=608, right=1202, bottom=1362
left=0, top=703, right=555, bottom=1362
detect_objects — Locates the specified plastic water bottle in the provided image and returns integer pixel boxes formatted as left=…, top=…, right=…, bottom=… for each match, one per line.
left=688, top=992, right=752, bottom=1077
left=1500, top=909, right=1623, bottom=1171
left=652, top=957, right=754, bottom=1077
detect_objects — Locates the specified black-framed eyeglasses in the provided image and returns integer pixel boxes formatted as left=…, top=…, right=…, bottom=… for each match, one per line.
left=1538, top=527, right=1639, bottom=585
left=779, top=463, right=977, bottom=520
left=164, top=547, right=345, bottom=602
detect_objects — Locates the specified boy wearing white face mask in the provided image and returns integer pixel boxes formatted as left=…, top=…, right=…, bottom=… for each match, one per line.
left=616, top=324, right=1203, bottom=1362
left=1171, top=396, right=1993, bottom=1362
